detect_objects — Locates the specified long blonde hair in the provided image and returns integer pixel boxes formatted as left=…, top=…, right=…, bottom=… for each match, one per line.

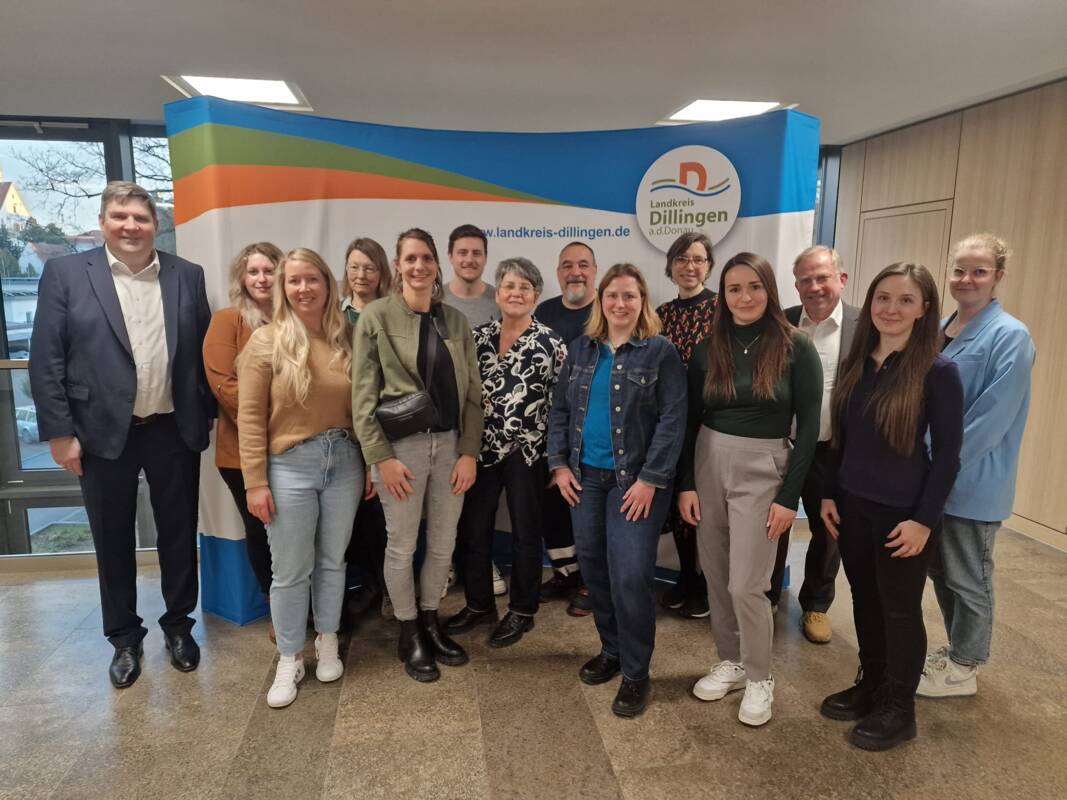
left=228, top=242, right=284, bottom=328
left=585, top=263, right=662, bottom=341
left=271, top=248, right=352, bottom=406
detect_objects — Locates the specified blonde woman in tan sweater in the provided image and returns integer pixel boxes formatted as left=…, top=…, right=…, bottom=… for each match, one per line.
left=238, top=247, right=362, bottom=709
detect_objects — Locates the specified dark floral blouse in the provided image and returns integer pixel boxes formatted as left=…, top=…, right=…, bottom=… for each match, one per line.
left=474, top=318, right=567, bottom=468
left=656, top=288, right=716, bottom=366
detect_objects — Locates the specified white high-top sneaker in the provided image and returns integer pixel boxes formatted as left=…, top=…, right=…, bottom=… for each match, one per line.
left=693, top=660, right=747, bottom=701
left=267, top=655, right=305, bottom=708
left=315, top=633, right=344, bottom=683
left=917, top=653, right=977, bottom=697
left=738, top=678, right=775, bottom=726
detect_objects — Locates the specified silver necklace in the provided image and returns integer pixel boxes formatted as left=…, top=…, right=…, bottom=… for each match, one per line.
left=734, top=334, right=761, bottom=354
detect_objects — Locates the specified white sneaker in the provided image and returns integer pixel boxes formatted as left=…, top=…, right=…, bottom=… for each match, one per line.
left=738, top=678, right=775, bottom=726
left=492, top=563, right=507, bottom=596
left=926, top=644, right=950, bottom=663
left=315, top=633, right=343, bottom=683
left=267, top=655, right=305, bottom=708
left=692, top=660, right=747, bottom=701
left=917, top=654, right=977, bottom=698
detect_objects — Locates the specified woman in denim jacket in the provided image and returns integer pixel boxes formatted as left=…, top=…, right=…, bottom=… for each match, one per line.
left=546, top=262, right=687, bottom=719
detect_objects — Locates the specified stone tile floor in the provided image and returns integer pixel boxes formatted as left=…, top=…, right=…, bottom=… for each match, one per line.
left=1, top=528, right=1065, bottom=799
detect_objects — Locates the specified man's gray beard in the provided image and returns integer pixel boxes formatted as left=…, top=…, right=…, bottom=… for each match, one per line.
left=562, top=284, right=587, bottom=305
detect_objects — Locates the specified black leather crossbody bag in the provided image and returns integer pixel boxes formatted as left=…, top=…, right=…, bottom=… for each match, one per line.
left=374, top=312, right=440, bottom=441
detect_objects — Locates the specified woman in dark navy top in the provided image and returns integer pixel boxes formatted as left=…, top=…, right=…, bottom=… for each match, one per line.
left=819, top=262, right=963, bottom=752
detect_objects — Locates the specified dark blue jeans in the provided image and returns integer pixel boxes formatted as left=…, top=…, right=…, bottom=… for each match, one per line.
left=570, top=465, right=672, bottom=681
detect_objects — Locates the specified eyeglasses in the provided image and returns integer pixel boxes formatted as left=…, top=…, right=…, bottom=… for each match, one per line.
left=951, top=267, right=997, bottom=280
left=499, top=282, right=536, bottom=295
left=673, top=255, right=709, bottom=267
left=347, top=265, right=380, bottom=275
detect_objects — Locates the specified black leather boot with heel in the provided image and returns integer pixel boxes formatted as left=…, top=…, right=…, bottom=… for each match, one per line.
left=419, top=609, right=469, bottom=667
left=398, top=619, right=440, bottom=682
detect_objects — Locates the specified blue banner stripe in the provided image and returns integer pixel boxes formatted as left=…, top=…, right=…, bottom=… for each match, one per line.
left=165, top=98, right=819, bottom=217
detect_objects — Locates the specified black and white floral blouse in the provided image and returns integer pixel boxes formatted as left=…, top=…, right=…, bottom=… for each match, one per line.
left=473, top=318, right=567, bottom=467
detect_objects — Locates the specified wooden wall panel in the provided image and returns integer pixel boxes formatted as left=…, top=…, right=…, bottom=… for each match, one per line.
left=861, top=113, right=962, bottom=212
left=950, top=81, right=1067, bottom=532
left=854, top=201, right=954, bottom=308
left=834, top=142, right=865, bottom=305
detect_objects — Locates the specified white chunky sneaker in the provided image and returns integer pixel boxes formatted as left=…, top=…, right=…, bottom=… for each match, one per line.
left=917, top=654, right=977, bottom=698
left=315, top=633, right=344, bottom=683
left=738, top=678, right=775, bottom=726
left=267, top=655, right=305, bottom=708
left=693, top=660, right=747, bottom=701
left=926, top=644, right=950, bottom=663
left=492, top=563, right=507, bottom=596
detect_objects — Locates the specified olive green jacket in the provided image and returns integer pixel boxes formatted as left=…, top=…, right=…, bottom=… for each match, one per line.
left=352, top=293, right=484, bottom=465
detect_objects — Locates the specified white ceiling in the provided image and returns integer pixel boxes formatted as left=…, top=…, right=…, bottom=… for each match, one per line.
left=3, top=1, right=1066, bottom=144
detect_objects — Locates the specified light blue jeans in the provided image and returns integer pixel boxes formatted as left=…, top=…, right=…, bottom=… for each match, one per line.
left=267, top=430, right=362, bottom=657
left=373, top=431, right=465, bottom=622
left=928, top=514, right=1000, bottom=666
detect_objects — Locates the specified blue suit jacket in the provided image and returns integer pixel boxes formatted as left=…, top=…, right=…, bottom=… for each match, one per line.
left=29, top=246, right=216, bottom=459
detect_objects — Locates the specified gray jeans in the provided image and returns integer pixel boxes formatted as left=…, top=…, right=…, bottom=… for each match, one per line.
left=373, top=431, right=464, bottom=621
left=694, top=428, right=790, bottom=682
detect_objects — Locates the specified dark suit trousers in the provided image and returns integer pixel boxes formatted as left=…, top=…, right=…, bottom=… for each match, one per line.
left=80, top=414, right=200, bottom=648
left=768, top=443, right=841, bottom=611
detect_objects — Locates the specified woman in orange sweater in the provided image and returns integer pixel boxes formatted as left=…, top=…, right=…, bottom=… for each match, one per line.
left=203, top=242, right=284, bottom=636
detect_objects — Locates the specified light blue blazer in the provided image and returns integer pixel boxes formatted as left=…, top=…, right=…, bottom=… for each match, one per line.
left=941, top=300, right=1035, bottom=522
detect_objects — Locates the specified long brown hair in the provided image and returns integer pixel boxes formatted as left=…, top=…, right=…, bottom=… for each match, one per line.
left=585, top=263, right=662, bottom=341
left=703, top=252, right=793, bottom=401
left=831, top=262, right=941, bottom=456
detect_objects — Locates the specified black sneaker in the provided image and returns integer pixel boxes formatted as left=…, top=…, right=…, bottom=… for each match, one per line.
left=566, top=586, right=593, bottom=617
left=660, top=584, right=685, bottom=610
left=677, top=594, right=710, bottom=619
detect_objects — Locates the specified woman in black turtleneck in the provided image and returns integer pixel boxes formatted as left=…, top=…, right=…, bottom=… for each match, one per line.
left=677, top=252, right=822, bottom=728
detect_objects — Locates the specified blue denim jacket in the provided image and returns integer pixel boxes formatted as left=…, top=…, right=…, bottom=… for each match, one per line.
left=546, top=334, right=687, bottom=490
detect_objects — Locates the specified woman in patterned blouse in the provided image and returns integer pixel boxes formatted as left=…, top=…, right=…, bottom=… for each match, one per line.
left=655, top=232, right=717, bottom=619
left=445, top=257, right=567, bottom=648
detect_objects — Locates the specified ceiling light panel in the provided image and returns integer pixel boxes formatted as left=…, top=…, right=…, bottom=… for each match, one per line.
left=669, top=100, right=780, bottom=122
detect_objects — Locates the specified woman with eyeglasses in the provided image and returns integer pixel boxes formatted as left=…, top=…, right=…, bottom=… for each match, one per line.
left=655, top=232, right=717, bottom=620
left=339, top=238, right=394, bottom=620
left=446, top=257, right=567, bottom=647
left=819, top=262, right=963, bottom=751
left=677, top=252, right=822, bottom=728
left=352, top=228, right=484, bottom=682
left=918, top=234, right=1034, bottom=700
left=238, top=248, right=361, bottom=708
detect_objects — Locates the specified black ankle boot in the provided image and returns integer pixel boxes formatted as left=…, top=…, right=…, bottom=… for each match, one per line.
left=849, top=682, right=917, bottom=751
left=821, top=667, right=880, bottom=721
left=419, top=609, right=469, bottom=667
left=398, top=619, right=439, bottom=683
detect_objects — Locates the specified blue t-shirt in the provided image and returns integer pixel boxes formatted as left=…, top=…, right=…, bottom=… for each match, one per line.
left=580, top=343, right=616, bottom=469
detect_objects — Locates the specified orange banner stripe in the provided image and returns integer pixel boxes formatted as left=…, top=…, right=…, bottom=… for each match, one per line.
left=173, top=164, right=543, bottom=225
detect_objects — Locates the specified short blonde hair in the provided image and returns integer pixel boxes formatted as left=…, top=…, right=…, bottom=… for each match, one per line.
left=585, top=263, right=662, bottom=341
left=951, top=233, right=1011, bottom=272
left=228, top=242, right=284, bottom=328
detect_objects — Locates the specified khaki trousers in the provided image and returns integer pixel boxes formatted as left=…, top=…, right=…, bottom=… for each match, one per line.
left=694, top=428, right=790, bottom=682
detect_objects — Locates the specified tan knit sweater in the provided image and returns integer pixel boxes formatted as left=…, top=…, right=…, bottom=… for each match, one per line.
left=237, top=324, right=354, bottom=489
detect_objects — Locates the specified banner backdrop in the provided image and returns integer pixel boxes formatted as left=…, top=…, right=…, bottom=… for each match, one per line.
left=165, top=97, right=819, bottom=623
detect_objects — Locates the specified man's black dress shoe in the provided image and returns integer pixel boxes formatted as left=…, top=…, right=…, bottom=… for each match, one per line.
left=579, top=652, right=621, bottom=685
left=109, top=643, right=144, bottom=688
left=612, top=677, right=650, bottom=718
left=488, top=612, right=534, bottom=648
left=164, top=632, right=201, bottom=672
left=443, top=606, right=498, bottom=635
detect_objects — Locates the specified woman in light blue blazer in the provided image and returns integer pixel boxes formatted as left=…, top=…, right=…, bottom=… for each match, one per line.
left=919, top=233, right=1035, bottom=699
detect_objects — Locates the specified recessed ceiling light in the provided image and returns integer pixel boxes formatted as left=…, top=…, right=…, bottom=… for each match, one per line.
left=162, top=76, right=312, bottom=111
left=668, top=100, right=781, bottom=122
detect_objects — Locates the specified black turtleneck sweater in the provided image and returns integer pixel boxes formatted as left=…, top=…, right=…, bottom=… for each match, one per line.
left=679, top=317, right=823, bottom=509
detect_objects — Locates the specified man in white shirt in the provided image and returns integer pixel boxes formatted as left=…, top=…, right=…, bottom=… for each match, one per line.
left=30, top=181, right=214, bottom=688
left=768, top=245, right=860, bottom=644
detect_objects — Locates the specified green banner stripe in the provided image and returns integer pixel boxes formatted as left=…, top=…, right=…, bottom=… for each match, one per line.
left=169, top=124, right=556, bottom=205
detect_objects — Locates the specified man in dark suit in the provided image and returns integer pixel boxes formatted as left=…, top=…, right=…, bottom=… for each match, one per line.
left=30, top=181, right=214, bottom=687
left=768, top=245, right=860, bottom=644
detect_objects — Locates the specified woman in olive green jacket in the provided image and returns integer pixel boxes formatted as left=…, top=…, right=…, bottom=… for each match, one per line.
left=352, top=228, right=484, bottom=683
